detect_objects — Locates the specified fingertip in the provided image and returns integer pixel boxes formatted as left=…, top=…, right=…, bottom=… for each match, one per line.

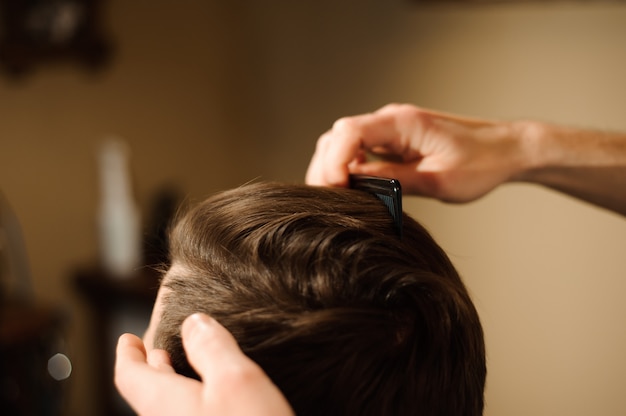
left=306, top=147, right=347, bottom=188
left=115, top=334, right=148, bottom=393
left=115, top=334, right=148, bottom=371
left=117, top=333, right=143, bottom=351
left=304, top=165, right=323, bottom=186
left=117, top=333, right=132, bottom=346
left=181, top=314, right=248, bottom=375
left=324, top=169, right=350, bottom=188
left=181, top=313, right=223, bottom=351
left=182, top=312, right=214, bottom=335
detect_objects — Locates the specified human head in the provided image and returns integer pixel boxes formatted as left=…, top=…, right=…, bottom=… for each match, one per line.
left=148, top=182, right=486, bottom=416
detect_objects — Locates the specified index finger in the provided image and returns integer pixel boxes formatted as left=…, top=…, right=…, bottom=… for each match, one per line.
left=115, top=333, right=202, bottom=416
left=305, top=106, right=423, bottom=187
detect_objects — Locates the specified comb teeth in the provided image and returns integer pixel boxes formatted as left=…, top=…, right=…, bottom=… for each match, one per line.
left=378, top=194, right=397, bottom=221
left=348, top=175, right=403, bottom=238
left=373, top=192, right=402, bottom=238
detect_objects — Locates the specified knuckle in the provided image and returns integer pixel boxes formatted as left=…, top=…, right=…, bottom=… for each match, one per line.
left=381, top=103, right=430, bottom=129
left=380, top=102, right=403, bottom=112
left=316, top=131, right=333, bottom=150
left=401, top=105, right=426, bottom=122
left=381, top=102, right=418, bottom=114
left=331, top=116, right=359, bottom=134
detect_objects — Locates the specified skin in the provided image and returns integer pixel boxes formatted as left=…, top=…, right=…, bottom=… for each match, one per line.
left=306, top=103, right=626, bottom=216
left=114, top=266, right=294, bottom=416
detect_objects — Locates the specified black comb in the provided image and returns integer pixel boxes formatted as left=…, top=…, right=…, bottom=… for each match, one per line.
left=349, top=174, right=403, bottom=238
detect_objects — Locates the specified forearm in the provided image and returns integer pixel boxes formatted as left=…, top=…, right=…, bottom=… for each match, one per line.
left=512, top=121, right=626, bottom=217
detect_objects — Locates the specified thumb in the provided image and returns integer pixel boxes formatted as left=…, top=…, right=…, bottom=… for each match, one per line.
left=181, top=313, right=294, bottom=415
left=181, top=313, right=248, bottom=381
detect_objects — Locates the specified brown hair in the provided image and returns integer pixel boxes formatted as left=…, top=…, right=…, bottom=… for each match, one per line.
left=154, top=182, right=486, bottom=416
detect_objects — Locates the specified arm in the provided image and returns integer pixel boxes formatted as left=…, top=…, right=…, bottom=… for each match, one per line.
left=305, top=103, right=626, bottom=216
left=514, top=121, right=626, bottom=216
left=115, top=313, right=294, bottom=416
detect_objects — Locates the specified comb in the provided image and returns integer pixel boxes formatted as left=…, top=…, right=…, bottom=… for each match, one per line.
left=349, top=174, right=403, bottom=238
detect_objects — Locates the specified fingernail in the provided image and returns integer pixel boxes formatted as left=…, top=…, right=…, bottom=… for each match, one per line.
left=117, top=333, right=132, bottom=347
left=182, top=313, right=213, bottom=339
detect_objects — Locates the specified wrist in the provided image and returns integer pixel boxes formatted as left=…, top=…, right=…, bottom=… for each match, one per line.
left=507, top=120, right=555, bottom=183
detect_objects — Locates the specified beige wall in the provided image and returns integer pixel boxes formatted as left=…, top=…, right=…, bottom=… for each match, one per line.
left=1, top=1, right=626, bottom=415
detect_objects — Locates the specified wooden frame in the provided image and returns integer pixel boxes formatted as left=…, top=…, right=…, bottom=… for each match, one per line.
left=0, top=0, right=112, bottom=77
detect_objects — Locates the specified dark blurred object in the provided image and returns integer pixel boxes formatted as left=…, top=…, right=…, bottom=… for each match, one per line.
left=1, top=192, right=71, bottom=415
left=0, top=301, right=69, bottom=416
left=0, top=191, right=32, bottom=304
left=0, top=0, right=113, bottom=78
left=73, top=266, right=159, bottom=416
left=142, top=186, right=182, bottom=268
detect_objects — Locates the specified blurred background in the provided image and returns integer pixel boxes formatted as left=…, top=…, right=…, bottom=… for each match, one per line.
left=1, top=0, right=626, bottom=415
